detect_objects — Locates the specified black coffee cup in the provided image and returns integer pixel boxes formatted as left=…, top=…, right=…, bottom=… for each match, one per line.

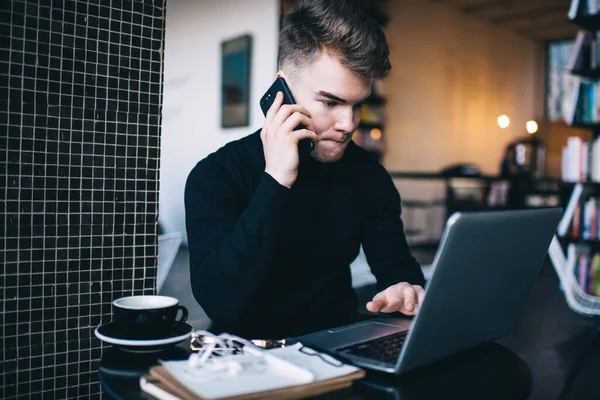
left=112, top=295, right=188, bottom=325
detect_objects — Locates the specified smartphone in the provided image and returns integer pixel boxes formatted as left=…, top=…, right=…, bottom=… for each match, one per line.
left=259, top=77, right=315, bottom=157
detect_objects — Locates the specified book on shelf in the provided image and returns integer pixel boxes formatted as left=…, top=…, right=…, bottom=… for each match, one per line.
left=597, top=31, right=600, bottom=68
left=564, top=81, right=600, bottom=127
left=561, top=136, right=600, bottom=182
left=589, top=0, right=600, bottom=14
left=565, top=81, right=582, bottom=126
left=569, top=0, right=583, bottom=20
left=560, top=193, right=600, bottom=240
left=572, top=200, right=582, bottom=237
left=566, top=243, right=600, bottom=296
left=583, top=197, right=599, bottom=238
left=569, top=0, right=600, bottom=20
left=567, top=31, right=595, bottom=72
left=558, top=183, right=584, bottom=237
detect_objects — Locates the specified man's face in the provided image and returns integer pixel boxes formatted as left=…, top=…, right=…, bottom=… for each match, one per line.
left=285, top=53, right=371, bottom=163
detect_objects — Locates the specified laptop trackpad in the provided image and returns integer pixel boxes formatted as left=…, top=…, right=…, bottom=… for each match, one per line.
left=313, top=321, right=407, bottom=349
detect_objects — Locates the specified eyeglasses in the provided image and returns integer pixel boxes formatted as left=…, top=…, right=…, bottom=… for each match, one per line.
left=190, top=333, right=286, bottom=352
left=189, top=331, right=344, bottom=369
left=298, top=345, right=344, bottom=367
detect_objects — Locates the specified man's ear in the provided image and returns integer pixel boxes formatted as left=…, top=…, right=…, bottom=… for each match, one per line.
left=275, top=70, right=290, bottom=83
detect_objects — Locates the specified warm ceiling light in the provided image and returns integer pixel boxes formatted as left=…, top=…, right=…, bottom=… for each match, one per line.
left=497, top=115, right=510, bottom=129
left=526, top=120, right=538, bottom=134
left=370, top=128, right=382, bottom=140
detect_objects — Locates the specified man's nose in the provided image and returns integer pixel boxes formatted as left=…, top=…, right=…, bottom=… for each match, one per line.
left=334, top=107, right=357, bottom=133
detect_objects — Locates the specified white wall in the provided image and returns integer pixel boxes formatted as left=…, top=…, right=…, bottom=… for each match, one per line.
left=159, top=0, right=280, bottom=242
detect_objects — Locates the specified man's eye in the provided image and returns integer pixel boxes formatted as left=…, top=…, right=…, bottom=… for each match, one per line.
left=322, top=101, right=337, bottom=108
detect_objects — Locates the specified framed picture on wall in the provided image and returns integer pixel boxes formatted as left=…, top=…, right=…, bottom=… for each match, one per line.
left=221, top=34, right=252, bottom=128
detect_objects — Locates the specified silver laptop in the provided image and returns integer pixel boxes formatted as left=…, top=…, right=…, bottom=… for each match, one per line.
left=294, top=208, right=562, bottom=374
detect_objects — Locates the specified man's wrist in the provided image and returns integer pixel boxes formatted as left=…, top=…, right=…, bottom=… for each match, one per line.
left=265, top=169, right=294, bottom=189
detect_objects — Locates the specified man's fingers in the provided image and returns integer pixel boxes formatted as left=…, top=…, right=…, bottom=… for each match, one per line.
left=366, top=301, right=379, bottom=313
left=280, top=112, right=313, bottom=134
left=416, top=286, right=425, bottom=310
left=380, top=296, right=403, bottom=313
left=265, top=91, right=284, bottom=125
left=270, top=104, right=311, bottom=135
left=261, top=92, right=284, bottom=143
left=370, top=293, right=403, bottom=314
left=401, top=285, right=417, bottom=313
left=367, top=293, right=390, bottom=313
left=291, top=129, right=318, bottom=144
left=368, top=284, right=426, bottom=315
left=366, top=298, right=385, bottom=313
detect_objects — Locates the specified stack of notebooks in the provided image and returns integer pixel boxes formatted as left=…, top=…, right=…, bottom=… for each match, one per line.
left=140, top=342, right=365, bottom=400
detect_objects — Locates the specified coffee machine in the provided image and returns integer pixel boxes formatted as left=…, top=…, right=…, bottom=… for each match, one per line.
left=510, top=136, right=546, bottom=178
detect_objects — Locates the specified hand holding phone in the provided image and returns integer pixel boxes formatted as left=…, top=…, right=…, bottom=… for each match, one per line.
left=260, top=77, right=315, bottom=157
left=259, top=78, right=318, bottom=188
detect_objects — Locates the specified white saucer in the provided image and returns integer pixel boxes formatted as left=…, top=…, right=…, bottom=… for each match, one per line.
left=95, top=321, right=193, bottom=353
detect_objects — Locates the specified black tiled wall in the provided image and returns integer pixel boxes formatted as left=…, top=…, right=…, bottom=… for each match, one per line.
left=0, top=1, right=165, bottom=398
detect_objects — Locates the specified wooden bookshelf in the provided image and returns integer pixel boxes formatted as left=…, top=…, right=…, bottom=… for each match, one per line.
left=570, top=67, right=600, bottom=80
left=564, top=0, right=600, bottom=129
left=358, top=121, right=384, bottom=131
left=568, top=12, right=600, bottom=31
left=559, top=236, right=600, bottom=245
left=554, top=1, right=600, bottom=305
left=571, top=122, right=600, bottom=130
left=564, top=180, right=600, bottom=188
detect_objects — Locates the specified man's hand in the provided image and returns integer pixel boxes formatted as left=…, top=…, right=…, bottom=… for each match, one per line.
left=366, top=282, right=425, bottom=316
left=261, top=91, right=318, bottom=188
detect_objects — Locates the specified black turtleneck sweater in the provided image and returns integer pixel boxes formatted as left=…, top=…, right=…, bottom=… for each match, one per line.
left=184, top=130, right=424, bottom=339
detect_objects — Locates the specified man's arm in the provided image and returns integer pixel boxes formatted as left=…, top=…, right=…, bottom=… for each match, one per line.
left=361, top=170, right=426, bottom=292
left=184, top=164, right=290, bottom=326
left=185, top=92, right=317, bottom=326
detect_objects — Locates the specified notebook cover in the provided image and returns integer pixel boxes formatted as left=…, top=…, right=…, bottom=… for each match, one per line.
left=143, top=365, right=365, bottom=400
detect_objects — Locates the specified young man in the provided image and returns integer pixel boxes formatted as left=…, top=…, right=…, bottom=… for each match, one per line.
left=185, top=0, right=425, bottom=339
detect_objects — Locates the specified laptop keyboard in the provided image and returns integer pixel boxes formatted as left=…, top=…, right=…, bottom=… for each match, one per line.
left=335, top=331, right=407, bottom=364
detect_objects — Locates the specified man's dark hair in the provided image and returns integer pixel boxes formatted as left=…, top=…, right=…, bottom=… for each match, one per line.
left=278, top=0, right=391, bottom=81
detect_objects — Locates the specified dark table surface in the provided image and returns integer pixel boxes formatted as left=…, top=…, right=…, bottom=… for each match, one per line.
left=99, top=338, right=531, bottom=400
